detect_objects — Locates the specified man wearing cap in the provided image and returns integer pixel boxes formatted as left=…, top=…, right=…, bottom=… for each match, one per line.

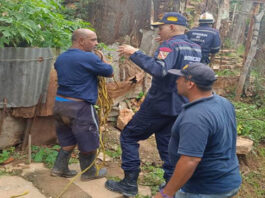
left=105, top=12, right=201, bottom=196
left=155, top=62, right=241, bottom=198
left=187, top=12, right=221, bottom=64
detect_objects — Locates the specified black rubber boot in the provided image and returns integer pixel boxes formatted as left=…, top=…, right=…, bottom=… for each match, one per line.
left=79, top=152, right=107, bottom=181
left=51, top=149, right=77, bottom=178
left=105, top=170, right=140, bottom=197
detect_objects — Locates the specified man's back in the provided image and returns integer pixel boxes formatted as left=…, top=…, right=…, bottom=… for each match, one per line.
left=187, top=25, right=220, bottom=55
left=169, top=94, right=242, bottom=194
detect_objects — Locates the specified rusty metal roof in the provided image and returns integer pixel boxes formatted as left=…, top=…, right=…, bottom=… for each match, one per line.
left=0, top=48, right=54, bottom=108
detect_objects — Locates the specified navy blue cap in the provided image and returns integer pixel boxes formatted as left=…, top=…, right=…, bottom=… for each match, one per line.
left=151, top=12, right=187, bottom=27
left=168, top=62, right=217, bottom=87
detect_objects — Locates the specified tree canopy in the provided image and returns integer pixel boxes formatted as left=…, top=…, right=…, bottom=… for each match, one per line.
left=0, top=0, right=91, bottom=48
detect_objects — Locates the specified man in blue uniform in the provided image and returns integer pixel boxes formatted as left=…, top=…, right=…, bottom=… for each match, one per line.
left=51, top=29, right=113, bottom=181
left=187, top=12, right=221, bottom=64
left=154, top=62, right=241, bottom=198
left=105, top=12, right=201, bottom=196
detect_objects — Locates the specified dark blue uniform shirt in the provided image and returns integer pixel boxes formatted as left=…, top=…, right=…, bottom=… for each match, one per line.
left=169, top=94, right=242, bottom=194
left=187, top=24, right=221, bottom=64
left=55, top=48, right=113, bottom=104
left=130, top=34, right=201, bottom=116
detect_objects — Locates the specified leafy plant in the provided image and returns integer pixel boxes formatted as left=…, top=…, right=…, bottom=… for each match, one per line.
left=233, top=102, right=265, bottom=143
left=0, top=147, right=15, bottom=163
left=32, top=145, right=63, bottom=168
left=136, top=91, right=145, bottom=101
left=0, top=0, right=91, bottom=48
left=141, top=163, right=164, bottom=186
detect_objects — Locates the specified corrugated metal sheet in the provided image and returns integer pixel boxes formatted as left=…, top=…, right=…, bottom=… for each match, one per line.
left=0, top=47, right=54, bottom=108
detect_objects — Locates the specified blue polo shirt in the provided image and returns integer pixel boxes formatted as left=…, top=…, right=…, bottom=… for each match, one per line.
left=54, top=49, right=113, bottom=104
left=168, top=94, right=241, bottom=194
left=130, top=34, right=201, bottom=116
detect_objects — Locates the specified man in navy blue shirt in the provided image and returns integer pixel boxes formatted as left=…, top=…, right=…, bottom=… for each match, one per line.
left=187, top=12, right=221, bottom=64
left=51, top=29, right=113, bottom=181
left=105, top=12, right=201, bottom=196
left=154, top=62, right=241, bottom=198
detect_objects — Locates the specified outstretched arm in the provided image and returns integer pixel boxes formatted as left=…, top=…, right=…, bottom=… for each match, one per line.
left=118, top=44, right=177, bottom=78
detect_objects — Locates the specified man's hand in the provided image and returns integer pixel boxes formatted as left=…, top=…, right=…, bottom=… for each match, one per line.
left=93, top=49, right=110, bottom=64
left=118, top=44, right=138, bottom=56
left=153, top=192, right=163, bottom=198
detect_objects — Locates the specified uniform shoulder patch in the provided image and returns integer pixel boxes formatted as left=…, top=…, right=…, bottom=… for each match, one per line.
left=157, top=47, right=172, bottom=60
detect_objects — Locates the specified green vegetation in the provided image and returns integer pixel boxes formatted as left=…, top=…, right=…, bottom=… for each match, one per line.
left=105, top=146, right=122, bottom=159
left=96, top=42, right=115, bottom=52
left=234, top=102, right=265, bottom=143
left=136, top=91, right=145, bottom=101
left=223, top=38, right=233, bottom=49
left=216, top=69, right=239, bottom=77
left=141, top=164, right=164, bottom=186
left=238, top=146, right=265, bottom=198
left=31, top=145, right=79, bottom=168
left=236, top=44, right=245, bottom=56
left=0, top=147, right=15, bottom=164
left=140, top=163, right=164, bottom=195
left=0, top=0, right=91, bottom=48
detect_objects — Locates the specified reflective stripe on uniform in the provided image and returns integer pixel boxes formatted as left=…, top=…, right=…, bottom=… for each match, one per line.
left=157, top=60, right=168, bottom=77
left=189, top=29, right=218, bottom=35
left=176, top=46, right=201, bottom=53
left=90, top=105, right=99, bottom=131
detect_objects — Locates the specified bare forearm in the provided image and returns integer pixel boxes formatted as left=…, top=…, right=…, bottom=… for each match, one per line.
left=163, top=155, right=201, bottom=196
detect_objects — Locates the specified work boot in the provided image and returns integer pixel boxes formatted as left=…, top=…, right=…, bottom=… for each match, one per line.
left=105, top=170, right=139, bottom=197
left=51, top=149, right=77, bottom=178
left=79, top=152, right=107, bottom=181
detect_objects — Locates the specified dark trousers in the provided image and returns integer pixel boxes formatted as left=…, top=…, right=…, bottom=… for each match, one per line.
left=200, top=54, right=210, bottom=64
left=120, top=103, right=177, bottom=181
left=54, top=101, right=100, bottom=153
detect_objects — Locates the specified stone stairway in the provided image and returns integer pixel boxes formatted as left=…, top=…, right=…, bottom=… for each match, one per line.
left=212, top=49, right=243, bottom=96
left=212, top=49, right=243, bottom=71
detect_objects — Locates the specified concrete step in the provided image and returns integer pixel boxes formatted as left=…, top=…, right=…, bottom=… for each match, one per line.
left=0, top=175, right=46, bottom=198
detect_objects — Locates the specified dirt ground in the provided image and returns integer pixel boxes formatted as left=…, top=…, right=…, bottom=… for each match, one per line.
left=235, top=143, right=265, bottom=198
left=1, top=124, right=265, bottom=198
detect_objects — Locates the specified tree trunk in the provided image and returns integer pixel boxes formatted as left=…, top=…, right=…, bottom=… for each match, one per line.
left=235, top=4, right=265, bottom=101
left=230, top=1, right=253, bottom=47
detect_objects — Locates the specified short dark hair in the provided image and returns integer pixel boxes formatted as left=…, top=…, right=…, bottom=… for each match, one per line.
left=184, top=76, right=212, bottom=91
left=196, top=84, right=212, bottom=91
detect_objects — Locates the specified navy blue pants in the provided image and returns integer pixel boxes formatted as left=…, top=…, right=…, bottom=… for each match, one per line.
left=120, top=103, right=177, bottom=182
left=200, top=54, right=210, bottom=64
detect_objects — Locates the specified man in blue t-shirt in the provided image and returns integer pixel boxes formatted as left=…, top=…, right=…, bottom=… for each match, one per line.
left=51, top=29, right=113, bottom=181
left=154, top=62, right=241, bottom=198
left=187, top=12, right=221, bottom=64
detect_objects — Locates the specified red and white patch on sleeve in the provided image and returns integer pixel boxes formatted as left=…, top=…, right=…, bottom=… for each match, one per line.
left=157, top=47, right=172, bottom=60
